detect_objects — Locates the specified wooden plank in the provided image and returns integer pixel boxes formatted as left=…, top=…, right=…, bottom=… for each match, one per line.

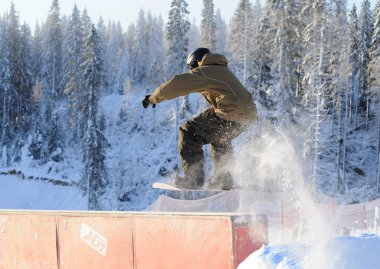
left=57, top=215, right=133, bottom=269
left=0, top=214, right=58, bottom=269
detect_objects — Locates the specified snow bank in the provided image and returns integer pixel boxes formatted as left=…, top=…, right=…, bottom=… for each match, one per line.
left=238, top=234, right=380, bottom=269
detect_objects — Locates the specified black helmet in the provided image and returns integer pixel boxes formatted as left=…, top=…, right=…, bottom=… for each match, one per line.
left=187, top=47, right=210, bottom=69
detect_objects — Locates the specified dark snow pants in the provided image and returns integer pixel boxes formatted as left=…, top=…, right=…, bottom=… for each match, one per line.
left=178, top=108, right=245, bottom=187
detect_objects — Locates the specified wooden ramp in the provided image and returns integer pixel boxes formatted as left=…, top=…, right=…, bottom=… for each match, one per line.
left=0, top=210, right=267, bottom=269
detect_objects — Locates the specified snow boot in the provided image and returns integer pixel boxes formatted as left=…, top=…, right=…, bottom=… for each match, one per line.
left=173, top=176, right=203, bottom=190
left=206, top=173, right=233, bottom=190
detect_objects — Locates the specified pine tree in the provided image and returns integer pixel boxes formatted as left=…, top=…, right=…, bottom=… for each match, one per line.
left=228, top=0, right=254, bottom=86
left=301, top=0, right=329, bottom=185
left=369, top=0, right=380, bottom=90
left=104, top=21, right=125, bottom=92
left=369, top=0, right=380, bottom=192
left=18, top=23, right=34, bottom=134
left=42, top=0, right=63, bottom=100
left=39, top=0, right=63, bottom=158
left=148, top=15, right=166, bottom=87
left=8, top=3, right=22, bottom=137
left=358, top=0, right=373, bottom=128
left=81, top=25, right=108, bottom=210
left=96, top=17, right=108, bottom=91
left=329, top=0, right=350, bottom=194
left=252, top=7, right=274, bottom=107
left=166, top=0, right=191, bottom=139
left=215, top=9, right=227, bottom=54
left=166, top=0, right=190, bottom=78
left=32, top=23, right=43, bottom=81
left=200, top=0, right=216, bottom=51
left=187, top=17, right=200, bottom=51
left=131, top=10, right=148, bottom=84
left=48, top=112, right=62, bottom=162
left=269, top=0, right=302, bottom=116
left=63, top=5, right=84, bottom=144
left=0, top=16, right=12, bottom=166
left=349, top=4, right=361, bottom=125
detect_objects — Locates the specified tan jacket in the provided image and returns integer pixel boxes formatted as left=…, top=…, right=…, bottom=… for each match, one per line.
left=149, top=53, right=257, bottom=124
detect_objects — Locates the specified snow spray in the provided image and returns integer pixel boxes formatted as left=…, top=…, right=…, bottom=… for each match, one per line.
left=232, top=121, right=339, bottom=268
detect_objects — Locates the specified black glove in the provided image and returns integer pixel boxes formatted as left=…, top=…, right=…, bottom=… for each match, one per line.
left=142, top=95, right=156, bottom=109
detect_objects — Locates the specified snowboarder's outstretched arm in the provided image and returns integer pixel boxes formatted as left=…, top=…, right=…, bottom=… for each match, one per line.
left=145, top=72, right=233, bottom=105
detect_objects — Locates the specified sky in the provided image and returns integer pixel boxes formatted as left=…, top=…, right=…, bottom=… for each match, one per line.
left=0, top=0, right=376, bottom=33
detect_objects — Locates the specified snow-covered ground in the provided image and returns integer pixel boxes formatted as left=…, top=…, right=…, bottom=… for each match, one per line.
left=238, top=234, right=380, bottom=269
left=0, top=174, right=86, bottom=210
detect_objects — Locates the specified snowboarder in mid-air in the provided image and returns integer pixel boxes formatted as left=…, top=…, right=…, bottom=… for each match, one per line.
left=143, top=48, right=257, bottom=190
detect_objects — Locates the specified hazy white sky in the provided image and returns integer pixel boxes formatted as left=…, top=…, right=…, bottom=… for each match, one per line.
left=0, top=0, right=374, bottom=32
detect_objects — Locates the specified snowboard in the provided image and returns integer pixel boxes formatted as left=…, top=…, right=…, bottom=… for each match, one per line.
left=152, top=181, right=228, bottom=192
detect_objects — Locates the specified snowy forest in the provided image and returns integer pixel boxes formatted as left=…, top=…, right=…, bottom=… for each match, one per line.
left=0, top=0, right=380, bottom=210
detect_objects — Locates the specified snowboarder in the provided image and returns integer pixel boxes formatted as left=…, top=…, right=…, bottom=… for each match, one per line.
left=143, top=48, right=257, bottom=190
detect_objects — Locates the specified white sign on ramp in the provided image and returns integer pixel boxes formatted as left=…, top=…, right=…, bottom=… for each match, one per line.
left=80, top=223, right=108, bottom=256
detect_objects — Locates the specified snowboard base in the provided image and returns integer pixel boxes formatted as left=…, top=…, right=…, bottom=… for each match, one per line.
left=152, top=181, right=228, bottom=192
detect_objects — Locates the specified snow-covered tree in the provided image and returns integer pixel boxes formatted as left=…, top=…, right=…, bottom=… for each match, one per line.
left=42, top=0, right=63, bottom=100
left=187, top=17, right=200, bottom=52
left=328, top=0, right=350, bottom=194
left=81, top=25, right=108, bottom=210
left=32, top=23, right=43, bottom=81
left=63, top=5, right=84, bottom=144
left=369, top=0, right=380, bottom=192
left=148, top=15, right=166, bottom=87
left=200, top=0, right=216, bottom=51
left=130, top=10, right=149, bottom=85
left=228, top=0, right=254, bottom=86
left=349, top=4, right=361, bottom=125
left=0, top=16, right=12, bottom=166
left=252, top=6, right=274, bottom=107
left=269, top=0, right=303, bottom=116
left=369, top=0, right=380, bottom=90
left=214, top=9, right=227, bottom=54
left=301, top=0, right=330, bottom=185
left=39, top=0, right=63, bottom=156
left=18, top=23, right=34, bottom=134
left=358, top=0, right=373, bottom=127
left=104, top=21, right=125, bottom=93
left=166, top=0, right=190, bottom=78
left=47, top=112, right=62, bottom=162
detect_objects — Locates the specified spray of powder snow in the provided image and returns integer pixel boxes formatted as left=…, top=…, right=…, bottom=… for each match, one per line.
left=231, top=121, right=342, bottom=269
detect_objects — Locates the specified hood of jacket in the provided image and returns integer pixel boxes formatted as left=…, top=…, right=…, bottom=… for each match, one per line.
left=199, top=53, right=228, bottom=67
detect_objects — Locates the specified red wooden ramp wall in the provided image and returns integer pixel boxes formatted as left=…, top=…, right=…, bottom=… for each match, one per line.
left=0, top=211, right=267, bottom=269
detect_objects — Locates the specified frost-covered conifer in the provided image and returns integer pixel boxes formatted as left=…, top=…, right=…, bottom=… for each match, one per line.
left=349, top=5, right=361, bottom=125
left=369, top=0, right=380, bottom=192
left=358, top=0, right=373, bottom=121
left=104, top=21, right=125, bottom=92
left=166, top=0, right=190, bottom=78
left=148, top=15, right=166, bottom=87
left=81, top=25, right=108, bottom=210
left=42, top=0, right=63, bottom=100
left=269, top=0, right=302, bottom=115
left=18, top=23, right=34, bottom=133
left=215, top=9, right=227, bottom=54
left=131, top=10, right=148, bottom=84
left=63, top=5, right=84, bottom=144
left=228, top=0, right=254, bottom=87
left=252, top=7, right=274, bottom=106
left=200, top=0, right=216, bottom=51
left=301, top=0, right=329, bottom=184
left=369, top=0, right=380, bottom=90
left=32, top=23, right=42, bottom=81
left=188, top=17, right=200, bottom=52
left=0, top=16, right=12, bottom=164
